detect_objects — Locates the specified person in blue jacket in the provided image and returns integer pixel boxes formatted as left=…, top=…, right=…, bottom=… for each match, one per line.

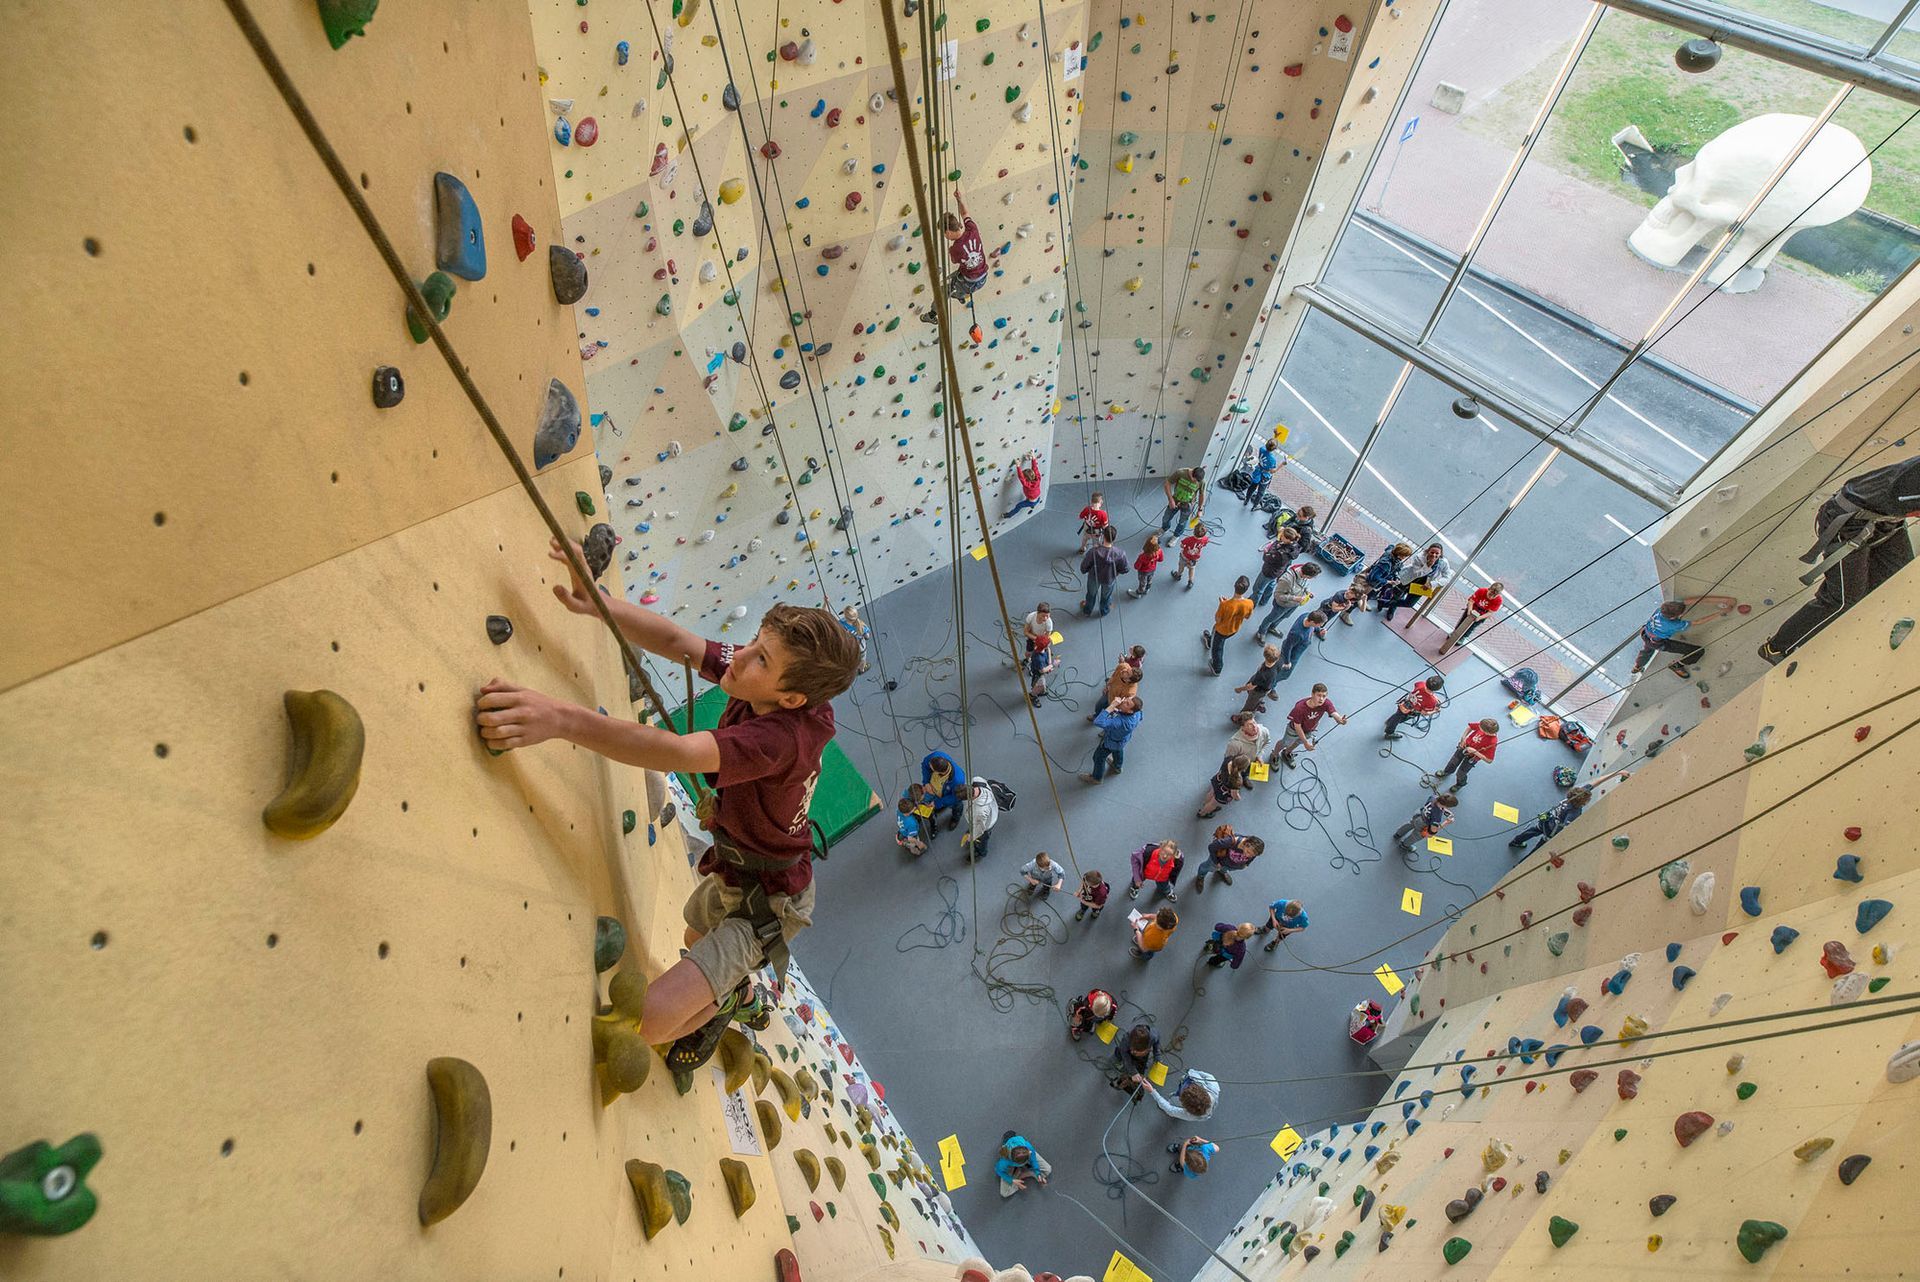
left=920, top=751, right=967, bottom=833
left=995, top=1131, right=1051, bottom=1197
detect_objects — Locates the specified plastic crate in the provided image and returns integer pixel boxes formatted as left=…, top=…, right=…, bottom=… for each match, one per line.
left=1315, top=533, right=1364, bottom=576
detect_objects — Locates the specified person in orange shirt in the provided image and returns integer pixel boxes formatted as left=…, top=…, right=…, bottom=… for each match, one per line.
left=1129, top=906, right=1180, bottom=960
left=1201, top=575, right=1255, bottom=675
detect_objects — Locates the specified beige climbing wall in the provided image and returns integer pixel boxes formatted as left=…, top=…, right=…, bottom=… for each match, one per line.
left=1585, top=266, right=1920, bottom=780
left=1056, top=0, right=1390, bottom=482
left=0, top=3, right=978, bottom=1279
left=1196, top=563, right=1919, bottom=1277
left=1197, top=0, right=1443, bottom=476
left=529, top=0, right=1087, bottom=633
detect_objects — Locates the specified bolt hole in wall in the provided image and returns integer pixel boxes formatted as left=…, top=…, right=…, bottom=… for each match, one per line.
left=83, top=237, right=100, bottom=256
left=90, top=931, right=108, bottom=950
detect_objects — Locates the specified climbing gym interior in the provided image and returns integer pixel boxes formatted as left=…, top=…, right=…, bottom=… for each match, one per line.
left=3, top=0, right=1917, bottom=1280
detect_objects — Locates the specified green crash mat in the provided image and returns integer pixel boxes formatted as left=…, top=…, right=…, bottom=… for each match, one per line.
left=667, top=686, right=881, bottom=848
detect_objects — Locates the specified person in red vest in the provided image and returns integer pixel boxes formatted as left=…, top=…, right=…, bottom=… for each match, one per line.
left=1382, top=673, right=1444, bottom=740
left=1126, top=839, right=1185, bottom=903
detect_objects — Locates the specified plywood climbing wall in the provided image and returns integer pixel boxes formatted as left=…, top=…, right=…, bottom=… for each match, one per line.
left=1056, top=0, right=1384, bottom=483
left=529, top=0, right=1089, bottom=633
left=1194, top=559, right=1919, bottom=1277
left=0, top=4, right=978, bottom=1279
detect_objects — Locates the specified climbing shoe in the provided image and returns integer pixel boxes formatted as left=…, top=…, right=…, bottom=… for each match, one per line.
left=664, top=1010, right=733, bottom=1076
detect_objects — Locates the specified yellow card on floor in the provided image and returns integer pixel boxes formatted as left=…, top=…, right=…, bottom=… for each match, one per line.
left=1270, top=1125, right=1303, bottom=1159
left=1509, top=704, right=1537, bottom=726
left=1401, top=887, right=1424, bottom=915
left=1248, top=760, right=1271, bottom=782
left=1050, top=631, right=1064, bottom=644
left=1104, top=1251, right=1154, bottom=1282
left=1426, top=836, right=1454, bottom=856
left=938, top=1135, right=966, bottom=1190
left=1147, top=1061, right=1169, bottom=1087
left=1375, top=963, right=1405, bottom=995
left=1095, top=1020, right=1119, bottom=1045
left=1493, top=802, right=1521, bottom=823
left=969, top=544, right=988, bottom=561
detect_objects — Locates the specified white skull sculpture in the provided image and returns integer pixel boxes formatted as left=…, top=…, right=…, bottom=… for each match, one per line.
left=1627, top=113, right=1870, bottom=294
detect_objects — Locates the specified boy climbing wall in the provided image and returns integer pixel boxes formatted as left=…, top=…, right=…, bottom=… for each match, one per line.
left=922, top=188, right=989, bottom=342
left=475, top=540, right=861, bottom=1069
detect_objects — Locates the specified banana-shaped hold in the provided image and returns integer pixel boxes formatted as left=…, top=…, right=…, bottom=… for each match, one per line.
left=770, top=1067, right=801, bottom=1121
left=794, top=1148, right=821, bottom=1191
left=877, top=1225, right=896, bottom=1259
left=625, top=1159, right=673, bottom=1240
left=861, top=1141, right=880, bottom=1171
left=419, top=1057, right=490, bottom=1226
left=824, top=1155, right=846, bottom=1191
left=718, top=1157, right=755, bottom=1217
left=755, top=1100, right=782, bottom=1149
left=749, top=1049, right=771, bottom=1095
left=879, top=1202, right=900, bottom=1230
left=262, top=690, right=365, bottom=839
left=794, top=1067, right=819, bottom=1101
left=717, top=1029, right=755, bottom=1095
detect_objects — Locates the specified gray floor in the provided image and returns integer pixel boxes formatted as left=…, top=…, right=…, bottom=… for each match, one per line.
left=799, top=480, right=1570, bottom=1281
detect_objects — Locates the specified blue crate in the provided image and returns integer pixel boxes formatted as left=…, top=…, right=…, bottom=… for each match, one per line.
left=1315, top=533, right=1364, bottom=576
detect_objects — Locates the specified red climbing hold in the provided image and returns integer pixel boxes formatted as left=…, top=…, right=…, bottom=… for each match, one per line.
left=1577, top=881, right=1596, bottom=903
left=1335, top=14, right=1354, bottom=32
left=780, top=40, right=800, bottom=59
left=776, top=1247, right=802, bottom=1282
left=1242, top=154, right=1254, bottom=164
left=826, top=108, right=843, bottom=127
left=650, top=143, right=670, bottom=176
left=1854, top=725, right=1871, bottom=741
left=1616, top=1070, right=1641, bottom=1100
left=761, top=140, right=783, bottom=160
left=1674, top=1110, right=1713, bottom=1147
left=575, top=117, right=599, bottom=147
left=810, top=1200, right=825, bottom=1222
left=1722, top=932, right=1739, bottom=945
left=1235, top=228, right=1250, bottom=238
left=1569, top=1070, right=1598, bottom=1093
left=1564, top=997, right=1589, bottom=1023
left=1844, top=826, right=1863, bottom=841
left=845, top=191, right=862, bottom=210
left=1548, top=852, right=1565, bottom=868
left=1821, top=941, right=1857, bottom=978
left=1519, top=911, right=1532, bottom=928
left=1284, top=63, right=1304, bottom=76
left=512, top=214, right=536, bottom=261
left=1571, top=905, right=1592, bottom=927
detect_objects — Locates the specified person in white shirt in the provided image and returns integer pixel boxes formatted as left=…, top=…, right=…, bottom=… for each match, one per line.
left=1021, top=851, right=1066, bottom=897
left=1134, top=1068, right=1219, bottom=1123
left=961, top=780, right=999, bottom=862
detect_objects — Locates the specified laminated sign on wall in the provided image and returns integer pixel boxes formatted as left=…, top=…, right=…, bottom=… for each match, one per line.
left=714, top=1068, right=764, bottom=1156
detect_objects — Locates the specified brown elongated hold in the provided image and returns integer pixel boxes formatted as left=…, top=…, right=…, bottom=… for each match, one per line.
left=625, top=1159, right=673, bottom=1240
left=824, top=1155, right=846, bottom=1190
left=718, top=1029, right=755, bottom=1094
left=719, top=1157, right=756, bottom=1216
left=756, top=1099, right=783, bottom=1149
left=262, top=690, right=365, bottom=839
left=419, top=1057, right=490, bottom=1226
left=795, top=1148, right=821, bottom=1190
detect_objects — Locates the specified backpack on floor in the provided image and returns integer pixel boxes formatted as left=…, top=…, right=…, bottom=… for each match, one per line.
left=1219, top=469, right=1251, bottom=495
left=1503, top=667, right=1539, bottom=703
left=986, top=778, right=1017, bottom=812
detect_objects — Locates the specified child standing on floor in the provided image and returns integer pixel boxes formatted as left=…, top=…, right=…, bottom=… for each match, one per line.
left=1233, top=644, right=1285, bottom=718
left=1169, top=520, right=1211, bottom=589
left=894, top=795, right=929, bottom=857
left=1129, top=533, right=1165, bottom=598
left=1075, top=869, right=1111, bottom=922
left=1202, top=576, right=1256, bottom=676
left=1129, top=906, right=1180, bottom=960
left=1394, top=790, right=1458, bottom=851
left=1274, top=611, right=1326, bottom=683
left=1077, top=491, right=1110, bottom=553
left=1025, top=630, right=1059, bottom=703
left=1251, top=559, right=1322, bottom=643
left=1127, top=839, right=1185, bottom=902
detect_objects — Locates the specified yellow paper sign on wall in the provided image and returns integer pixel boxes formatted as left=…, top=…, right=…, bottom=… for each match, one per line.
left=1492, top=802, right=1520, bottom=823
left=1374, top=963, right=1404, bottom=995
left=1401, top=887, right=1424, bottom=915
left=1104, top=1251, right=1154, bottom=1282
left=1426, top=836, right=1453, bottom=856
left=1270, top=1126, right=1303, bottom=1159
left=938, top=1134, right=966, bottom=1190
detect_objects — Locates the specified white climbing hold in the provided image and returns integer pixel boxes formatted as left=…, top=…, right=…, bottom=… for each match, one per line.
left=1830, top=972, right=1868, bottom=1005
left=1016, top=223, right=1033, bottom=238
left=796, top=38, right=816, bottom=64
left=1688, top=870, right=1716, bottom=915
left=664, top=441, right=683, bottom=458
left=549, top=98, right=575, bottom=115
left=697, top=530, right=716, bottom=544
left=1013, top=102, right=1033, bottom=124
left=729, top=604, right=749, bottom=620
left=1710, top=992, right=1733, bottom=1016
left=1889, top=1041, right=1920, bottom=1084
left=700, top=261, right=718, bottom=282
left=1305, top=1196, right=1334, bottom=1229
left=887, top=234, right=908, bottom=252
left=870, top=92, right=886, bottom=113
left=842, top=157, right=859, bottom=174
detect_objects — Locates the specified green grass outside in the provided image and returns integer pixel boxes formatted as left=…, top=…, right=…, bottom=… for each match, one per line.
left=1459, top=7, right=1920, bottom=229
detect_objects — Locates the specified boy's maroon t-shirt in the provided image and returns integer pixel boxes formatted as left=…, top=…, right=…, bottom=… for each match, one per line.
left=949, top=217, right=988, bottom=280
left=696, top=640, right=835, bottom=895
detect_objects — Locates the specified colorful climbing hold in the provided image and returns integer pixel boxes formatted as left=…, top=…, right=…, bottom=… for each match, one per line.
left=1856, top=899, right=1892, bottom=933
left=0, top=1135, right=103, bottom=1235
left=315, top=0, right=378, bottom=49
left=1442, top=1237, right=1472, bottom=1266
left=406, top=272, right=456, bottom=343
left=1736, top=1220, right=1788, bottom=1263
left=549, top=245, right=588, bottom=304
left=1547, top=1216, right=1579, bottom=1248
left=1674, top=1110, right=1713, bottom=1147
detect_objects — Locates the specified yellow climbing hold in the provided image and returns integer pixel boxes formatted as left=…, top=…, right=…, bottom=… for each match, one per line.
left=795, top=1148, right=822, bottom=1190
left=676, top=0, right=703, bottom=26
left=756, top=1099, right=783, bottom=1149
left=861, top=1141, right=881, bottom=1170
left=1619, top=1014, right=1650, bottom=1044
left=625, top=1159, right=674, bottom=1240
left=1123, top=276, right=1143, bottom=292
left=719, top=177, right=746, bottom=204
left=750, top=1049, right=771, bottom=1094
left=825, top=1155, right=847, bottom=1190
left=1116, top=155, right=1134, bottom=174
left=719, top=1157, right=756, bottom=1216
left=771, top=1067, right=802, bottom=1120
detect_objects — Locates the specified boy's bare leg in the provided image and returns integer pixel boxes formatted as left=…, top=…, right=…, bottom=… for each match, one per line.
left=641, top=957, right=723, bottom=1045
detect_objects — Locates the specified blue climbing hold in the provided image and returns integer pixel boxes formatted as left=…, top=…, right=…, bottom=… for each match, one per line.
left=1672, top=965, right=1696, bottom=990
left=1579, top=1025, right=1602, bottom=1044
left=1604, top=968, right=1632, bottom=996
left=1771, top=925, right=1799, bottom=954
left=1363, top=1145, right=1379, bottom=1161
left=1552, top=994, right=1573, bottom=1027
left=1460, top=1065, right=1476, bottom=1083
left=554, top=116, right=572, bottom=146
left=810, top=99, right=826, bottom=118
left=1740, top=886, right=1763, bottom=916
left=1856, top=899, right=1893, bottom=933
left=1543, top=1044, right=1570, bottom=1067
left=1393, top=1081, right=1410, bottom=1099
left=1405, top=1118, right=1421, bottom=1134
left=1834, top=854, right=1863, bottom=882
left=1666, top=942, right=1682, bottom=962
left=617, top=40, right=630, bottom=65
left=433, top=172, right=487, bottom=280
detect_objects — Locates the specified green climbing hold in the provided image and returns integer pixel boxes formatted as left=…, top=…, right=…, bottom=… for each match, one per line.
left=1005, top=86, right=1021, bottom=102
left=869, top=1172, right=887, bottom=1198
left=786, top=1214, right=801, bottom=1233
left=1612, top=835, right=1630, bottom=849
left=622, top=809, right=637, bottom=835
left=1088, top=31, right=1104, bottom=51
left=982, top=51, right=995, bottom=65
left=1869, top=976, right=1890, bottom=992
left=728, top=413, right=748, bottom=432
left=975, top=17, right=990, bottom=31
left=1891, top=617, right=1912, bottom=649
left=1117, top=131, right=1139, bottom=147
left=931, top=11, right=946, bottom=29
left=655, top=294, right=673, bottom=317
left=635, top=201, right=650, bottom=218
left=1352, top=1183, right=1370, bottom=1207
left=884, top=317, right=901, bottom=332
left=594, top=916, right=627, bottom=972
left=1548, top=1216, right=1579, bottom=1248
left=406, top=272, right=456, bottom=343
left=1335, top=1230, right=1355, bottom=1258
left=1442, top=1237, right=1472, bottom=1266
left=1613, top=1128, right=1628, bottom=1141
left=315, top=0, right=378, bottom=49
left=947, top=168, right=962, bottom=182
left=722, top=289, right=739, bottom=306
left=0, top=1135, right=103, bottom=1235
left=576, top=491, right=596, bottom=516
left=672, top=219, right=686, bottom=236
left=1546, top=931, right=1569, bottom=956
left=1736, top=1081, right=1757, bottom=1100
left=1736, top=1220, right=1788, bottom=1263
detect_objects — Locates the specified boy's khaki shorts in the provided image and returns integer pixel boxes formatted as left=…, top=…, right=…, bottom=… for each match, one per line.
left=683, top=874, right=815, bottom=998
